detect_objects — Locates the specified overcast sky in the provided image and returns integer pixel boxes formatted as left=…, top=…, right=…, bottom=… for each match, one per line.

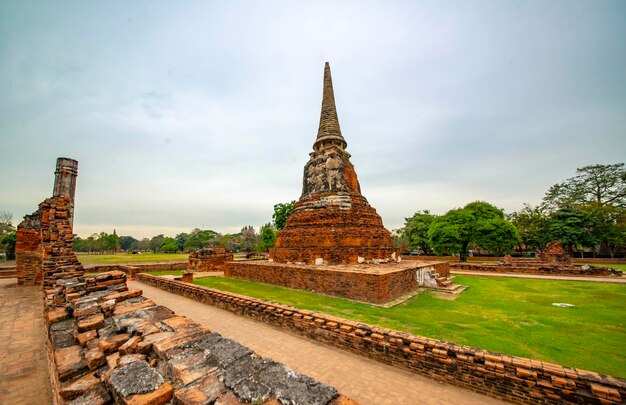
left=1, top=1, right=625, bottom=239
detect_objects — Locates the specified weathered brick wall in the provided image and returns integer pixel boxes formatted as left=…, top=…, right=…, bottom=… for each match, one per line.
left=138, top=274, right=626, bottom=405
left=16, top=196, right=84, bottom=286
left=16, top=215, right=43, bottom=285
left=451, top=262, right=623, bottom=277
left=44, top=271, right=356, bottom=405
left=224, top=261, right=450, bottom=304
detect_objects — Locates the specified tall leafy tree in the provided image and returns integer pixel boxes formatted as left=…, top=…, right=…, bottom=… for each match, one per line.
left=547, top=209, right=597, bottom=256
left=160, top=237, right=179, bottom=253
left=149, top=234, right=165, bottom=253
left=257, top=223, right=277, bottom=252
left=541, top=163, right=626, bottom=256
left=543, top=163, right=626, bottom=210
left=272, top=201, right=296, bottom=230
left=119, top=236, right=139, bottom=251
left=428, top=201, right=519, bottom=260
left=509, top=204, right=550, bottom=252
left=175, top=233, right=189, bottom=251
left=184, top=228, right=220, bottom=251
left=402, top=210, right=436, bottom=254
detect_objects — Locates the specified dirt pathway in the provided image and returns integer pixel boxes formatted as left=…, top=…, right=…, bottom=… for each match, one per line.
left=0, top=279, right=52, bottom=405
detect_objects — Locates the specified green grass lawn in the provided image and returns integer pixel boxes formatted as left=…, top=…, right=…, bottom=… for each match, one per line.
left=145, top=270, right=185, bottom=276
left=78, top=253, right=188, bottom=264
left=193, top=275, right=626, bottom=378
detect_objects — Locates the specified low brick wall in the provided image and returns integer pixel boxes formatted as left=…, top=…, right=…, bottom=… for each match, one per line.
left=224, top=261, right=450, bottom=304
left=138, top=274, right=625, bottom=405
left=451, top=263, right=623, bottom=277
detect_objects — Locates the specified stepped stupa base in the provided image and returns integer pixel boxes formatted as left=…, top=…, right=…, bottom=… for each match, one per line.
left=224, top=260, right=461, bottom=304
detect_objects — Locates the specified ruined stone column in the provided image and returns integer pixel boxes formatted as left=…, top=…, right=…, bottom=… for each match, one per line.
left=52, top=157, right=78, bottom=224
left=53, top=157, right=78, bottom=200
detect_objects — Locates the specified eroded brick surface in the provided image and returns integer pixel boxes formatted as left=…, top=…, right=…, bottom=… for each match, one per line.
left=44, top=270, right=353, bottom=404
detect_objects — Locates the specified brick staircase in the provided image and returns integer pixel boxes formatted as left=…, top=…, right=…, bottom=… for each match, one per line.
left=429, top=269, right=467, bottom=295
left=0, top=267, right=17, bottom=279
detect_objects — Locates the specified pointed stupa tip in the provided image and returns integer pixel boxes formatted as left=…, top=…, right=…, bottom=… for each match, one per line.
left=313, top=62, right=347, bottom=151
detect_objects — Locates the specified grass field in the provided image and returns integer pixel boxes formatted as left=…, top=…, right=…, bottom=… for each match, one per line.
left=193, top=275, right=626, bottom=378
left=146, top=270, right=185, bottom=276
left=77, top=253, right=188, bottom=264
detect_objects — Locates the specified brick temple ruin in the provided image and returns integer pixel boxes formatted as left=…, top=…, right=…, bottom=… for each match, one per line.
left=225, top=63, right=464, bottom=304
left=16, top=158, right=84, bottom=286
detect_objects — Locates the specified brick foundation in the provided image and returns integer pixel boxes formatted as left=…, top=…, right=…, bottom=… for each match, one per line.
left=224, top=260, right=450, bottom=304
left=138, top=274, right=626, bottom=405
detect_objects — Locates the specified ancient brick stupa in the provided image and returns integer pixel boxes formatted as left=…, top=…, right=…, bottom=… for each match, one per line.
left=270, top=62, right=396, bottom=265
left=225, top=63, right=461, bottom=304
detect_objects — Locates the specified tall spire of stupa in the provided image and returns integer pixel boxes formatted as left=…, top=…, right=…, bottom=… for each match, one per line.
left=313, top=62, right=347, bottom=151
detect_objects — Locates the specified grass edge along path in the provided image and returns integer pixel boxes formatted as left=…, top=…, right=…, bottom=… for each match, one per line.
left=193, top=275, right=626, bottom=378
left=77, top=253, right=188, bottom=264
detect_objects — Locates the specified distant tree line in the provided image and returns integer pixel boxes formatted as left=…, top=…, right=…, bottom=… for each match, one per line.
left=397, top=163, right=626, bottom=260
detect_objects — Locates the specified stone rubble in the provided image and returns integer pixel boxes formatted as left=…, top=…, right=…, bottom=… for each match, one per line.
left=45, top=270, right=354, bottom=405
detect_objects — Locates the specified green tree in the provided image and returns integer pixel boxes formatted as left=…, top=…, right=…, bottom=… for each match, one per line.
left=256, top=223, right=277, bottom=252
left=272, top=201, right=296, bottom=230
left=402, top=210, right=436, bottom=254
left=175, top=233, right=189, bottom=251
left=509, top=204, right=550, bottom=253
left=160, top=237, right=179, bottom=253
left=119, top=236, right=139, bottom=251
left=149, top=234, right=165, bottom=253
left=547, top=209, right=598, bottom=256
left=428, top=201, right=519, bottom=260
left=543, top=163, right=626, bottom=210
left=184, top=228, right=220, bottom=251
left=1, top=231, right=16, bottom=260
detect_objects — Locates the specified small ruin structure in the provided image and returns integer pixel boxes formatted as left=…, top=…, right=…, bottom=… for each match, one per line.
left=187, top=246, right=233, bottom=273
left=455, top=241, right=622, bottom=276
left=225, top=63, right=464, bottom=304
